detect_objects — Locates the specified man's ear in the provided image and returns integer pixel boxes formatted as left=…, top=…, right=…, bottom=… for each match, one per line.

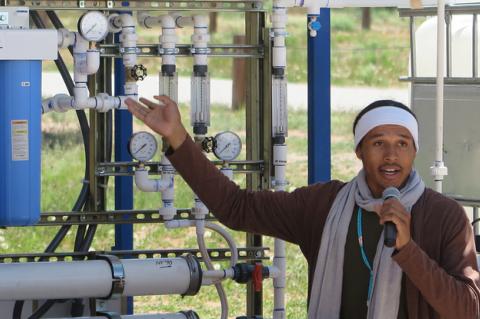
left=355, top=146, right=362, bottom=160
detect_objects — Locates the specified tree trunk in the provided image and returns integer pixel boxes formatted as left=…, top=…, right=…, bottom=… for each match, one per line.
left=362, top=8, right=371, bottom=30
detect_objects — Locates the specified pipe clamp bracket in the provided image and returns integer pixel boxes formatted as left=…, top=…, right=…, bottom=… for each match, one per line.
left=97, top=254, right=125, bottom=299
left=158, top=47, right=180, bottom=55
left=119, top=47, right=141, bottom=54
left=190, top=47, right=211, bottom=55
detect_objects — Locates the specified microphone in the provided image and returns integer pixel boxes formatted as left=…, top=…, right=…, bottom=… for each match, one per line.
left=382, top=187, right=401, bottom=247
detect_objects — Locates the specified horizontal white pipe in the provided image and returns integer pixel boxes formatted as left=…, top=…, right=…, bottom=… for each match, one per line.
left=174, top=15, right=194, bottom=28
left=0, top=260, right=112, bottom=300
left=42, top=93, right=127, bottom=113
left=134, top=168, right=170, bottom=192
left=0, top=258, right=197, bottom=300
left=123, top=258, right=193, bottom=296
left=57, top=28, right=75, bottom=48
left=51, top=313, right=195, bottom=319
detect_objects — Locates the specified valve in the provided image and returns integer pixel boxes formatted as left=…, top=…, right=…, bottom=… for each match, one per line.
left=130, top=64, right=147, bottom=81
left=253, top=263, right=263, bottom=292
left=232, top=262, right=269, bottom=286
left=308, top=15, right=321, bottom=37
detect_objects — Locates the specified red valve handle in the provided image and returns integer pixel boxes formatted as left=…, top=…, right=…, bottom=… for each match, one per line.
left=253, top=263, right=263, bottom=292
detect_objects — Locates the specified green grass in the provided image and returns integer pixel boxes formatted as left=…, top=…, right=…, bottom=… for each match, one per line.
left=2, top=107, right=361, bottom=318
left=44, top=8, right=410, bottom=87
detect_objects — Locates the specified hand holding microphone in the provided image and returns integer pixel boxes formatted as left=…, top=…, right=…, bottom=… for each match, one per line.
left=382, top=187, right=401, bottom=248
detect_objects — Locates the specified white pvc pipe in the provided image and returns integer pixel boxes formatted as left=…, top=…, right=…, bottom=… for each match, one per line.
left=0, top=258, right=196, bottom=300
left=86, top=50, right=101, bottom=75
left=42, top=93, right=127, bottom=113
left=134, top=167, right=170, bottom=192
left=192, top=15, right=210, bottom=66
left=52, top=314, right=194, bottom=319
left=137, top=13, right=178, bottom=66
left=57, top=28, right=75, bottom=48
left=273, top=143, right=288, bottom=319
left=122, top=258, right=192, bottom=296
left=271, top=6, right=288, bottom=68
left=112, top=13, right=138, bottom=67
left=160, top=155, right=177, bottom=220
left=174, top=15, right=194, bottom=28
left=161, top=15, right=177, bottom=66
left=0, top=260, right=111, bottom=300
left=433, top=0, right=448, bottom=192
left=73, top=33, right=90, bottom=84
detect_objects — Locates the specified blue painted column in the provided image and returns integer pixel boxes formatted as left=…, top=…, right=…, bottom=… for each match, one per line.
left=113, top=27, right=134, bottom=314
left=307, top=9, right=331, bottom=185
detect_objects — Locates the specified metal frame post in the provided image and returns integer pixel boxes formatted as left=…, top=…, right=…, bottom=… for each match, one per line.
left=113, top=26, right=134, bottom=315
left=245, top=10, right=266, bottom=317
left=308, top=9, right=331, bottom=184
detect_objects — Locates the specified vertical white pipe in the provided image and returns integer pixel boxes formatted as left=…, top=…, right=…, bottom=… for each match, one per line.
left=273, top=145, right=287, bottom=319
left=192, top=15, right=210, bottom=67
left=160, top=155, right=176, bottom=220
left=434, top=0, right=447, bottom=192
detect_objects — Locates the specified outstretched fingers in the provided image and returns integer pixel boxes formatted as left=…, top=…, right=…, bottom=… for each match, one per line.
left=126, top=98, right=149, bottom=121
left=153, top=95, right=176, bottom=108
left=139, top=97, right=162, bottom=110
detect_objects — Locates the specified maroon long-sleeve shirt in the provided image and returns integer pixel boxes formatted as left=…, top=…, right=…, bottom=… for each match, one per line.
left=168, top=136, right=480, bottom=318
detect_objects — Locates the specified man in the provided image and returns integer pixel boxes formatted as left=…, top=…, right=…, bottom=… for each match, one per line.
left=126, top=96, right=480, bottom=319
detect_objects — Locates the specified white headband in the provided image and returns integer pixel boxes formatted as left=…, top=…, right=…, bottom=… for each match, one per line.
left=354, top=106, right=419, bottom=151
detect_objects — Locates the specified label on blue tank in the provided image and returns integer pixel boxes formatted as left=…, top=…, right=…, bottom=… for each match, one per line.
left=11, top=119, right=29, bottom=161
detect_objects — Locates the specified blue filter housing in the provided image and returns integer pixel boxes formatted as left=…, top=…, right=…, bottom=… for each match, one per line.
left=0, top=60, right=41, bottom=226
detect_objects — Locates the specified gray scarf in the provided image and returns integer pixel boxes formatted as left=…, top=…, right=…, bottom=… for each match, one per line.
left=308, top=169, right=425, bottom=319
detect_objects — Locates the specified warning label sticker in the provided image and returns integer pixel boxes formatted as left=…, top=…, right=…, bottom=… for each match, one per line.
left=11, top=120, right=29, bottom=161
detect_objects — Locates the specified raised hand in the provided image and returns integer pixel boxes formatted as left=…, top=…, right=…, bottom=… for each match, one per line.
left=125, top=95, right=187, bottom=150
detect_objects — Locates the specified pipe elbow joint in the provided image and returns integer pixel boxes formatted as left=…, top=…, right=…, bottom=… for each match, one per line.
left=134, top=168, right=169, bottom=192
left=86, top=50, right=101, bottom=75
left=57, top=28, right=75, bottom=48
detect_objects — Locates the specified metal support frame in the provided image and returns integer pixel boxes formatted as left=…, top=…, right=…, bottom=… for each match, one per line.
left=245, top=10, right=267, bottom=317
left=308, top=9, right=331, bottom=185
left=0, top=2, right=271, bottom=317
left=4, top=0, right=264, bottom=11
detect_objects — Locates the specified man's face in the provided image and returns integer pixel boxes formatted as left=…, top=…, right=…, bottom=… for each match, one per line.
left=355, top=124, right=416, bottom=198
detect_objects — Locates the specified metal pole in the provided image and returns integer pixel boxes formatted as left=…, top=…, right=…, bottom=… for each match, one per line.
left=308, top=9, right=331, bottom=184
left=113, top=6, right=134, bottom=314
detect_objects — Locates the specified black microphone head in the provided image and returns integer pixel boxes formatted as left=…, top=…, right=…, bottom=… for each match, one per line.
left=382, top=187, right=400, bottom=200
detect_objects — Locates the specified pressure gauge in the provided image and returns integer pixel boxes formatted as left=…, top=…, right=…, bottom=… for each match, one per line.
left=78, top=11, right=109, bottom=42
left=128, top=132, right=158, bottom=162
left=213, top=131, right=242, bottom=161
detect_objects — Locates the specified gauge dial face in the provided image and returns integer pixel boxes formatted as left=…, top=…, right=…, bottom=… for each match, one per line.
left=78, top=11, right=109, bottom=42
left=128, top=132, right=158, bottom=162
left=213, top=131, right=242, bottom=161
